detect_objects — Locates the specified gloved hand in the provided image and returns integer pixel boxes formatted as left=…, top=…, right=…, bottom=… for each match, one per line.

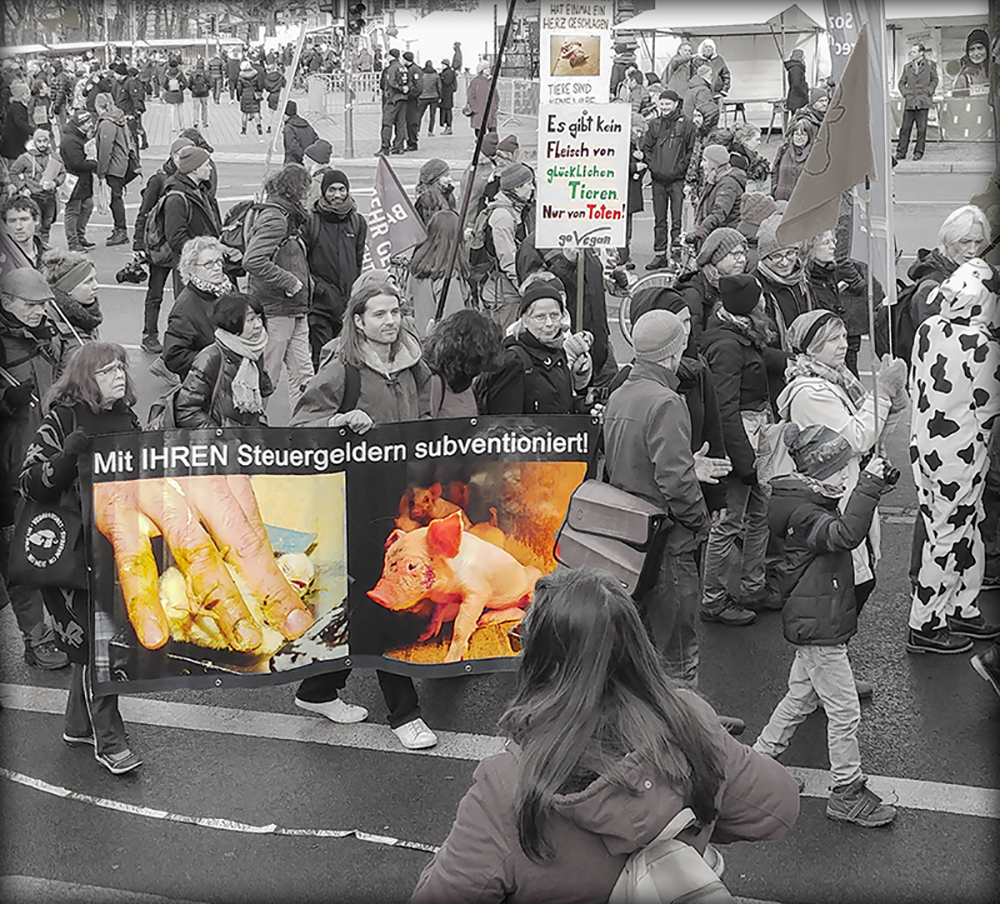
left=4, top=381, right=35, bottom=411
left=563, top=330, right=593, bottom=360
left=63, top=428, right=92, bottom=457
left=875, top=356, right=907, bottom=400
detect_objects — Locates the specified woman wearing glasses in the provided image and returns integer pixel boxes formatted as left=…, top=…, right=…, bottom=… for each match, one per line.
left=474, top=275, right=593, bottom=415
left=162, top=237, right=233, bottom=381
left=19, top=342, right=144, bottom=775
left=753, top=213, right=809, bottom=410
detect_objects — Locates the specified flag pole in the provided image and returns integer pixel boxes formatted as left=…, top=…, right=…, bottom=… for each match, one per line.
left=435, top=0, right=518, bottom=322
left=865, top=174, right=880, bottom=438
left=575, top=253, right=585, bottom=336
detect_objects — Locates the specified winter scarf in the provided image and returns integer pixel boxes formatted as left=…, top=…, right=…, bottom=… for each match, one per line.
left=790, top=140, right=811, bottom=163
left=188, top=274, right=231, bottom=297
left=316, top=193, right=356, bottom=218
left=784, top=353, right=868, bottom=409
left=716, top=305, right=772, bottom=349
left=798, top=472, right=848, bottom=499
left=214, top=327, right=267, bottom=414
left=757, top=257, right=806, bottom=290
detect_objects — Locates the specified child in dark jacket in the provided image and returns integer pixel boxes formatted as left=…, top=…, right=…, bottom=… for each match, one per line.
left=752, top=423, right=896, bottom=828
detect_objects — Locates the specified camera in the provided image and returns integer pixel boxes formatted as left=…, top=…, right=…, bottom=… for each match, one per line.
left=115, top=259, right=147, bottom=285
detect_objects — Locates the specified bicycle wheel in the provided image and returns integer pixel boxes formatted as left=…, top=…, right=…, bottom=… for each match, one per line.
left=618, top=272, right=680, bottom=345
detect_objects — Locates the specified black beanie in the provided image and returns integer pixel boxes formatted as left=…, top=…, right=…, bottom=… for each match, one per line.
left=967, top=28, right=989, bottom=54
left=720, top=274, right=761, bottom=315
left=518, top=278, right=565, bottom=318
left=660, top=88, right=681, bottom=103
left=285, top=100, right=297, bottom=117
left=321, top=169, right=350, bottom=194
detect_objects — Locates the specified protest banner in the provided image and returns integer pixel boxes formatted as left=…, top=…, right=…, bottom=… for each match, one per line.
left=539, top=0, right=613, bottom=106
left=82, top=417, right=597, bottom=696
left=361, top=155, right=427, bottom=273
left=535, top=103, right=631, bottom=251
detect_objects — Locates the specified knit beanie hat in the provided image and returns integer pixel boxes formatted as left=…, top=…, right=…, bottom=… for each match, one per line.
left=756, top=212, right=793, bottom=261
left=967, top=28, right=989, bottom=53
left=70, top=109, right=92, bottom=128
left=660, top=88, right=681, bottom=103
left=389, top=48, right=400, bottom=58
left=518, top=278, right=564, bottom=318
left=696, top=227, right=746, bottom=267
left=481, top=132, right=500, bottom=157
left=809, top=87, right=828, bottom=105
left=740, top=192, right=778, bottom=228
left=633, top=310, right=686, bottom=362
left=720, top=274, right=761, bottom=316
left=321, top=169, right=350, bottom=194
left=10, top=83, right=29, bottom=102
left=786, top=309, right=842, bottom=355
left=284, top=100, right=297, bottom=117
left=497, top=134, right=519, bottom=154
left=170, top=136, right=195, bottom=155
left=702, top=144, right=730, bottom=168
left=500, top=162, right=534, bottom=191
left=419, top=158, right=449, bottom=184
left=631, top=112, right=648, bottom=134
left=176, top=145, right=210, bottom=174
left=403, top=51, right=414, bottom=62
left=783, top=423, right=854, bottom=481
left=629, top=285, right=687, bottom=326
left=304, top=138, right=333, bottom=164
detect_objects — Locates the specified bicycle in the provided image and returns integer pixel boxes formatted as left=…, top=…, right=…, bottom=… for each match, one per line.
left=618, top=239, right=698, bottom=345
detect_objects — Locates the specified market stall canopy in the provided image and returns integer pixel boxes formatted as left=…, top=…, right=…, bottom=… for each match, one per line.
left=885, top=0, right=988, bottom=28
left=613, top=2, right=823, bottom=36
left=0, top=44, right=50, bottom=58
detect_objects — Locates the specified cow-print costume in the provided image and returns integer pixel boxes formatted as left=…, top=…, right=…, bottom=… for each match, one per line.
left=908, top=259, right=1000, bottom=632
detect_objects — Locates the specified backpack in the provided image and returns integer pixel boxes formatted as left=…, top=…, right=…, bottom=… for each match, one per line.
left=191, top=72, right=209, bottom=95
left=166, top=74, right=181, bottom=93
left=143, top=189, right=188, bottom=267
left=607, top=808, right=735, bottom=904
left=219, top=200, right=285, bottom=276
left=467, top=202, right=500, bottom=287
left=872, top=281, right=919, bottom=363
left=339, top=362, right=361, bottom=413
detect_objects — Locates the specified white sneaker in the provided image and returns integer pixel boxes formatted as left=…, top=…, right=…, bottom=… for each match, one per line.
left=392, top=718, right=437, bottom=750
left=295, top=696, right=369, bottom=723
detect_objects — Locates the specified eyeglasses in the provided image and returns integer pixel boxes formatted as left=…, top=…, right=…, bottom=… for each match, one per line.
left=197, top=258, right=225, bottom=270
left=767, top=249, right=798, bottom=263
left=95, top=361, right=126, bottom=376
left=724, top=249, right=748, bottom=260
left=527, top=312, right=562, bottom=325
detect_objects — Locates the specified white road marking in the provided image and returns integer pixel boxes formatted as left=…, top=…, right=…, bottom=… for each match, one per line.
left=3, top=683, right=997, bottom=819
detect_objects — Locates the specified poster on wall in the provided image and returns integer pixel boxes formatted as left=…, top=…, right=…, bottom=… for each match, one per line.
left=535, top=102, right=631, bottom=250
left=83, top=418, right=597, bottom=696
left=539, top=0, right=613, bottom=106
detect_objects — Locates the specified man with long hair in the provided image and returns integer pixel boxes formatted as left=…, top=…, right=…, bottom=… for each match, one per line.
left=291, top=274, right=436, bottom=752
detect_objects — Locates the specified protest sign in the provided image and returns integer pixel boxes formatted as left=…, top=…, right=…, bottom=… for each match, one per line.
left=539, top=1, right=613, bottom=106
left=83, top=417, right=597, bottom=695
left=535, top=103, right=631, bottom=250
left=361, top=155, right=427, bottom=273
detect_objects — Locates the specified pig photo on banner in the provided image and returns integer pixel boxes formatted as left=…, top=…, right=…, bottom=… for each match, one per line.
left=82, top=418, right=597, bottom=696
left=345, top=416, right=595, bottom=671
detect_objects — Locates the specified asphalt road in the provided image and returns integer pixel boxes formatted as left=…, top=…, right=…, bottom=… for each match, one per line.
left=1, top=153, right=998, bottom=904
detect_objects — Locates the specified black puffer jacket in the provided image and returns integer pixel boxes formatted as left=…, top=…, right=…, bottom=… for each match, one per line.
left=756, top=266, right=808, bottom=411
left=641, top=109, right=696, bottom=184
left=805, top=259, right=847, bottom=319
left=784, top=58, right=809, bottom=112
left=60, top=118, right=98, bottom=199
left=700, top=312, right=769, bottom=480
left=175, top=342, right=273, bottom=428
left=676, top=269, right=722, bottom=353
left=768, top=472, right=884, bottom=646
left=133, top=157, right=177, bottom=253
left=283, top=115, right=319, bottom=164
left=162, top=284, right=219, bottom=379
left=304, top=203, right=367, bottom=330
left=476, top=331, right=576, bottom=415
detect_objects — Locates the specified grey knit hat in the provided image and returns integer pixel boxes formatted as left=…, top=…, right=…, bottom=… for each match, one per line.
left=500, top=162, right=534, bottom=191
left=784, top=423, right=854, bottom=481
left=419, top=158, right=449, bottom=184
left=633, top=310, right=687, bottom=362
left=756, top=212, right=796, bottom=261
left=696, top=227, right=747, bottom=267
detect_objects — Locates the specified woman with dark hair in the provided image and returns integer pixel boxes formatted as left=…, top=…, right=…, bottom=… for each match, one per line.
left=771, top=119, right=816, bottom=202
left=290, top=273, right=435, bottom=752
left=175, top=293, right=273, bottom=427
left=19, top=342, right=144, bottom=775
left=424, top=309, right=503, bottom=417
left=406, top=209, right=470, bottom=335
left=414, top=158, right=457, bottom=228
left=244, top=163, right=313, bottom=412
left=411, top=568, right=799, bottom=902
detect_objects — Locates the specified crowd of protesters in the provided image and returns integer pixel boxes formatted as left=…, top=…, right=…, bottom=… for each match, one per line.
left=1, top=38, right=999, bottom=900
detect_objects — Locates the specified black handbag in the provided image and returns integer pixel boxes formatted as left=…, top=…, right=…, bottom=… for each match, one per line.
left=7, top=497, right=87, bottom=590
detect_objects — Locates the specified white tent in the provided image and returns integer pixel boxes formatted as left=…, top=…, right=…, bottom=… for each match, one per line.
left=613, top=2, right=824, bottom=37
left=885, top=0, right=988, bottom=28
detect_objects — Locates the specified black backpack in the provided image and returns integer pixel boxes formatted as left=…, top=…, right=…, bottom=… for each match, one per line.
left=873, top=280, right=919, bottom=363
